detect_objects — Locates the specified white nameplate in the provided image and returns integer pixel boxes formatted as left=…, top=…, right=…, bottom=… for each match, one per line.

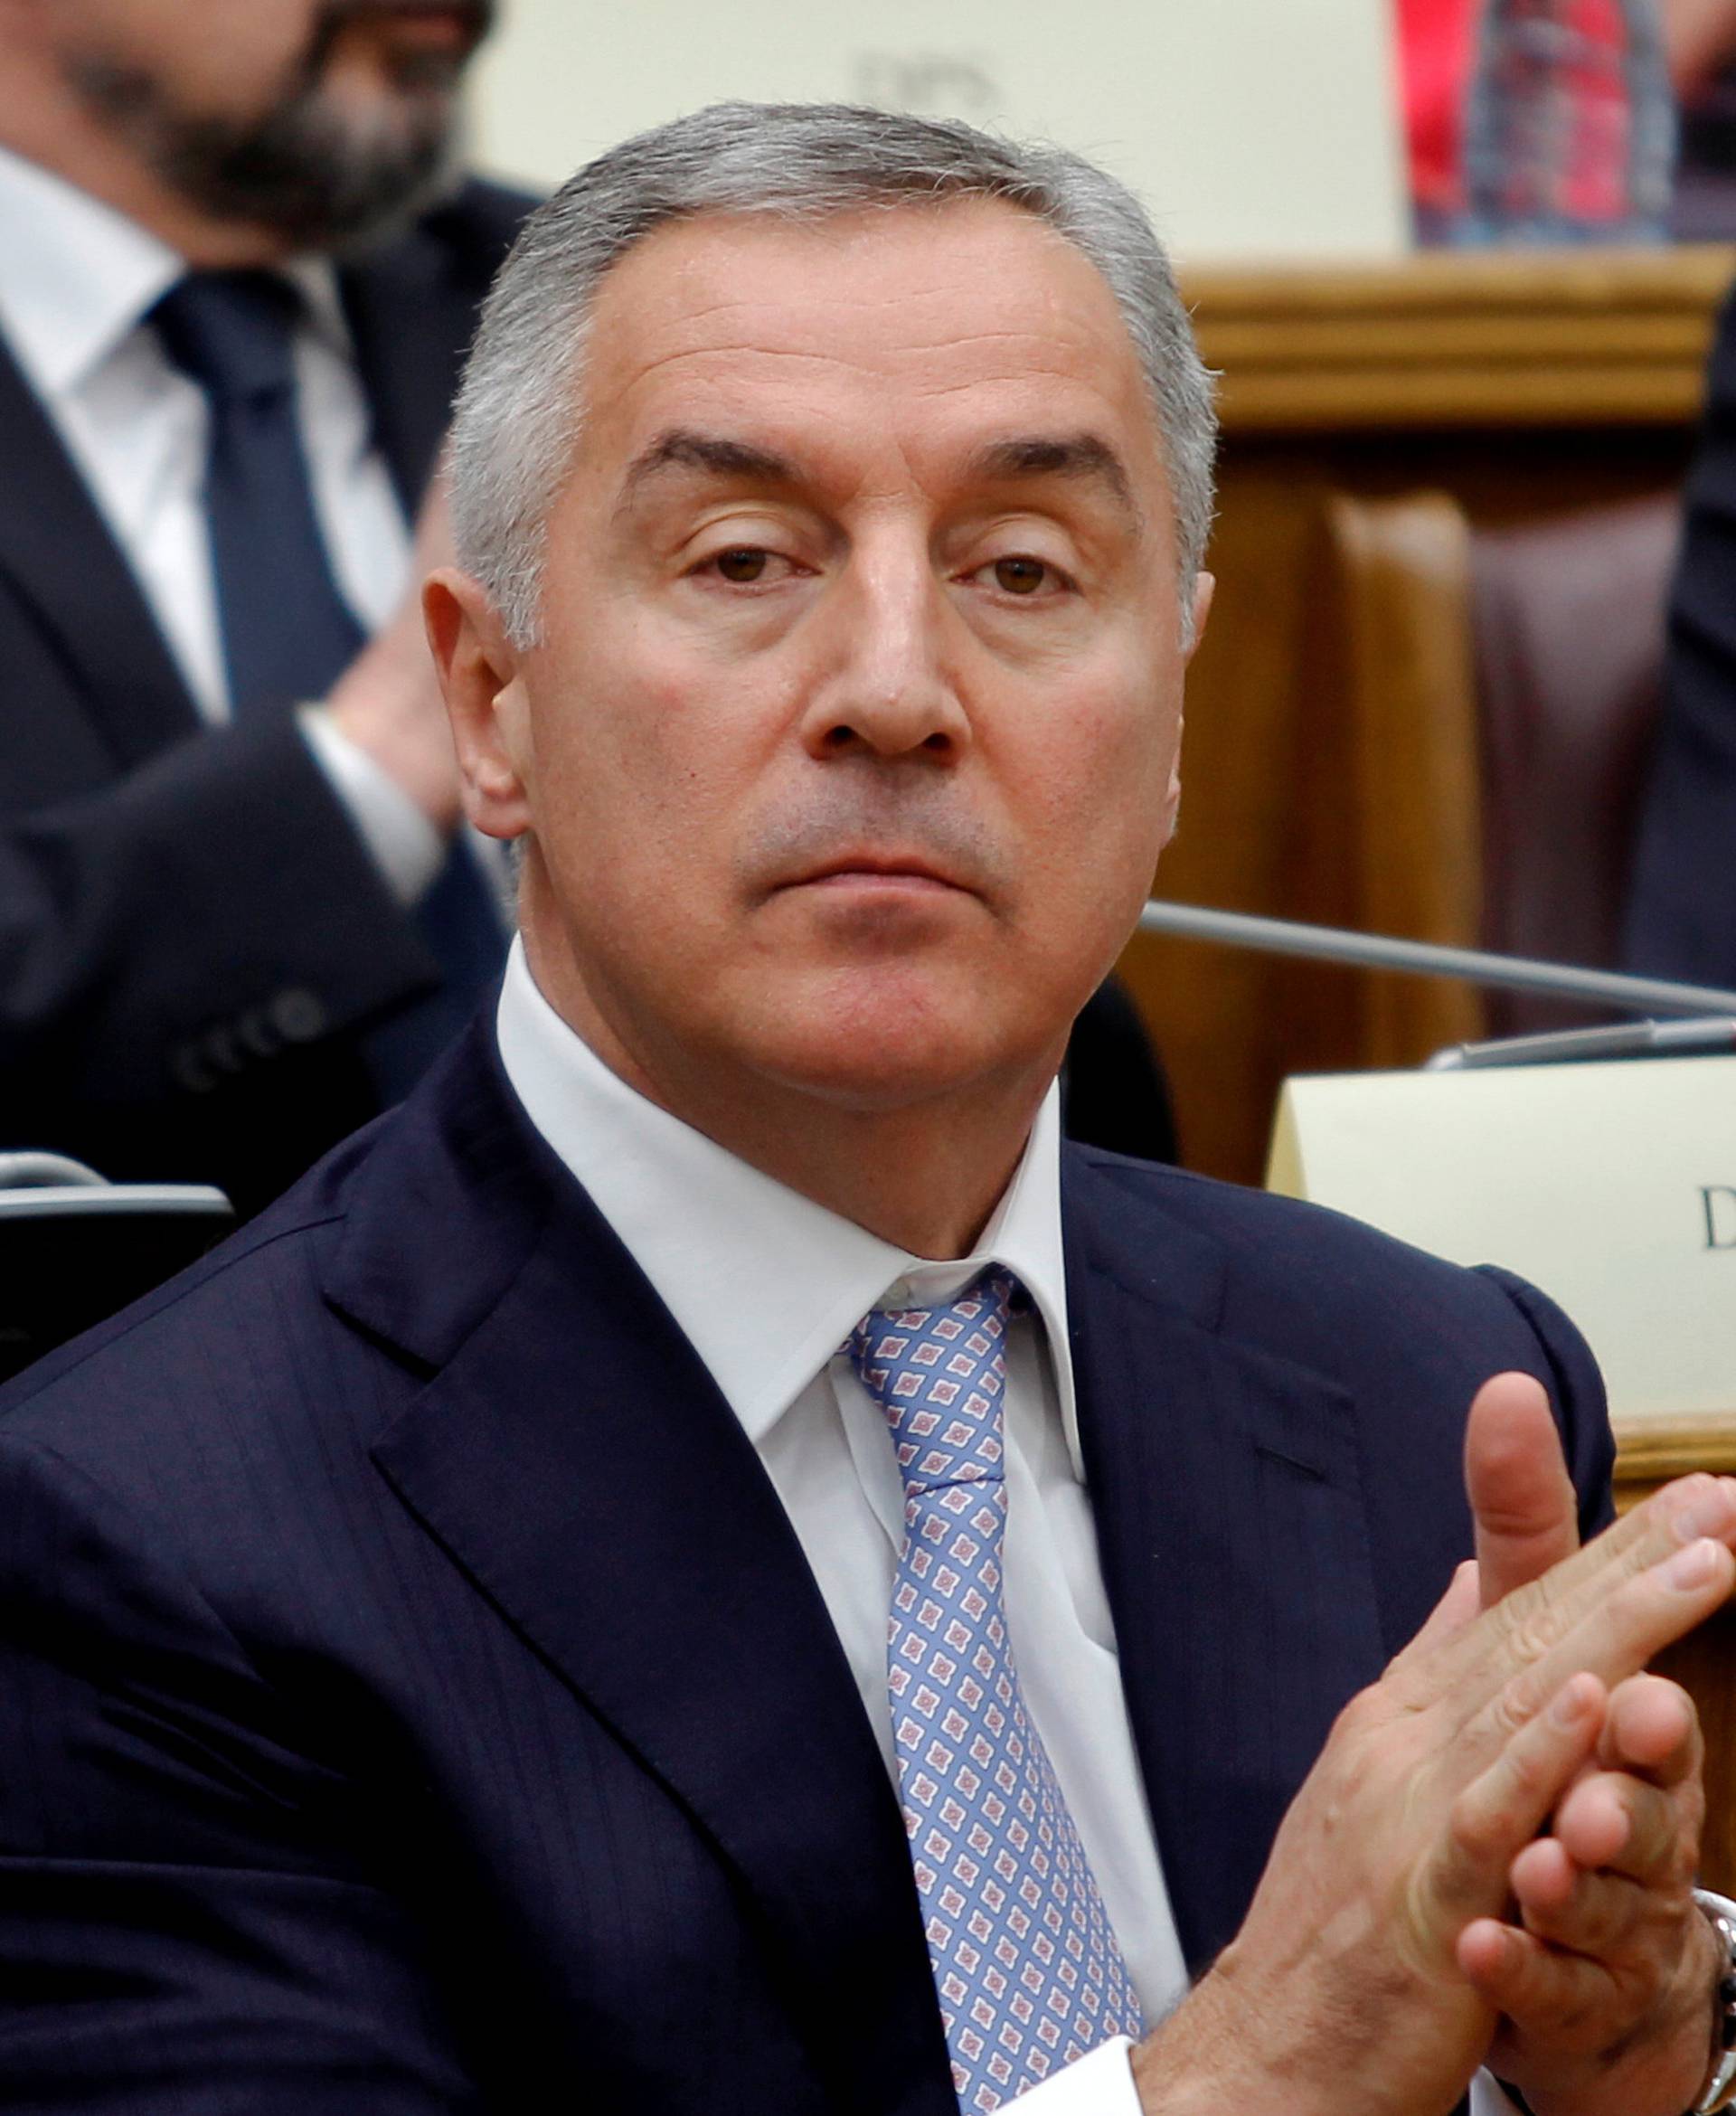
left=1266, top=1057, right=1736, bottom=1429
left=469, top=0, right=1409, bottom=264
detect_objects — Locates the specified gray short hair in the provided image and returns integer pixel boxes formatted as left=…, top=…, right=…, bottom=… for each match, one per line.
left=449, top=101, right=1217, bottom=647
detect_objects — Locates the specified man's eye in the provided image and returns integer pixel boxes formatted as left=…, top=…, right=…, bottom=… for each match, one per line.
left=713, top=548, right=771, bottom=583
left=991, top=555, right=1052, bottom=596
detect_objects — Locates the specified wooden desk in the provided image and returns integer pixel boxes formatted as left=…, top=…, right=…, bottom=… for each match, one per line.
left=1116, top=247, right=1736, bottom=1186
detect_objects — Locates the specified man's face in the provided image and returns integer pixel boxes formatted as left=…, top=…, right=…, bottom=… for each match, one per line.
left=470, top=201, right=1206, bottom=1127
left=41, top=0, right=494, bottom=247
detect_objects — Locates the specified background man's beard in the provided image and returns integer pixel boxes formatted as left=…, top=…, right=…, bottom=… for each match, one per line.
left=66, top=4, right=492, bottom=251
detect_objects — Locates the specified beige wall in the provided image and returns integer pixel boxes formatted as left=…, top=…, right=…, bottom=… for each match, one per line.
left=466, top=0, right=1410, bottom=263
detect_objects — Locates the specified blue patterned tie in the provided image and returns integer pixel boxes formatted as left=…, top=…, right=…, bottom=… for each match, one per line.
left=850, top=1270, right=1144, bottom=2111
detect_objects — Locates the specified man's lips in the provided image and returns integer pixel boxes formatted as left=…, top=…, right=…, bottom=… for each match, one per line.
left=775, top=855, right=971, bottom=894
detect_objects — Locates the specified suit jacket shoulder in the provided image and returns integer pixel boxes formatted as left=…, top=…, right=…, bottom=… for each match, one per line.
left=0, top=1031, right=959, bottom=2113
left=1063, top=1139, right=1609, bottom=1517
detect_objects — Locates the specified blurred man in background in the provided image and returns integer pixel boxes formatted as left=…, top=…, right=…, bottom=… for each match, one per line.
left=0, top=0, right=522, bottom=1216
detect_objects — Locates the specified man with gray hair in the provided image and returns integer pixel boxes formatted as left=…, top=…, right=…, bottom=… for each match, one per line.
left=0, top=101, right=1732, bottom=2116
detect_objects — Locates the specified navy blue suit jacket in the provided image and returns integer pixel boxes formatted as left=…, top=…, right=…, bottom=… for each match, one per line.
left=0, top=1024, right=1613, bottom=2112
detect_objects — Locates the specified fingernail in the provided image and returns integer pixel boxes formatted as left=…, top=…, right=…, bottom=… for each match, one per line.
left=1551, top=1677, right=1594, bottom=1728
left=1669, top=1537, right=1722, bottom=1590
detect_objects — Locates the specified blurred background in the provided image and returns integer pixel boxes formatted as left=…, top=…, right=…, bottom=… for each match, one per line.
left=467, top=0, right=1412, bottom=261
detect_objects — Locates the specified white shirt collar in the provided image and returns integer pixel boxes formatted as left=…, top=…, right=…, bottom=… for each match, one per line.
left=494, top=936, right=1081, bottom=1470
left=0, top=143, right=352, bottom=404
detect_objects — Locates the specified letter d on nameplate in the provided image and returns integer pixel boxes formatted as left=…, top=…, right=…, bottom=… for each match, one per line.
left=1266, top=1055, right=1736, bottom=1440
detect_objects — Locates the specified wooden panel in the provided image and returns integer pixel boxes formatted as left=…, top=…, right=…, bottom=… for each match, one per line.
left=1182, top=248, right=1736, bottom=432
left=1656, top=1614, right=1736, bottom=1893
left=1116, top=248, right=1735, bottom=1186
left=1618, top=1421, right=1736, bottom=1894
left=1616, top=1414, right=1736, bottom=1499
left=1117, top=475, right=1363, bottom=1183
left=1331, top=492, right=1486, bottom=1066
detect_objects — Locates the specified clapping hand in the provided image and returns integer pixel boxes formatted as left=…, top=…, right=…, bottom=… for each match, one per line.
left=1130, top=1374, right=1736, bottom=2116
left=1460, top=1375, right=1722, bottom=2116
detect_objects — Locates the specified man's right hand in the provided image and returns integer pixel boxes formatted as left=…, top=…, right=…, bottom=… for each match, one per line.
left=326, top=473, right=465, bottom=834
left=1127, top=1467, right=1736, bottom=2116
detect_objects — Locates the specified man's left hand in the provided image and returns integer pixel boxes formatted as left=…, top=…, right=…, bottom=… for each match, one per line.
left=1459, top=1667, right=1718, bottom=2116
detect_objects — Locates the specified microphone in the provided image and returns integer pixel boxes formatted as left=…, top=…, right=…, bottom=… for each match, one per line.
left=1135, top=900, right=1736, bottom=1022
left=1423, top=1017, right=1736, bottom=1071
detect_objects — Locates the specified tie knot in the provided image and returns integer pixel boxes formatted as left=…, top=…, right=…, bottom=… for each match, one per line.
left=850, top=1267, right=1018, bottom=1497
left=151, top=270, right=303, bottom=405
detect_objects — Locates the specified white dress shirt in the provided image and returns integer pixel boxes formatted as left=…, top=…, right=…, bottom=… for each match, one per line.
left=0, top=143, right=444, bottom=904
left=495, top=940, right=1516, bottom=2115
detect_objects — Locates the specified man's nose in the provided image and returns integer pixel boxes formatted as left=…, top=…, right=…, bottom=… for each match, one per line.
left=797, top=550, right=969, bottom=762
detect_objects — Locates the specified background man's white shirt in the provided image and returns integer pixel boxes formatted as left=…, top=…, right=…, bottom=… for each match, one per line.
left=495, top=939, right=1518, bottom=2115
left=0, top=142, right=445, bottom=903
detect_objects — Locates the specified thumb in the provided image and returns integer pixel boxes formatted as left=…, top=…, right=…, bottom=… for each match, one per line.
left=1464, top=1371, right=1580, bottom=1610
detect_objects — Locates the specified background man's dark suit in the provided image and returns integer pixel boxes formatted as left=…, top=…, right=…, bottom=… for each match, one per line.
left=0, top=177, right=528, bottom=1215
left=1625, top=278, right=1736, bottom=987
left=0, top=1024, right=1611, bottom=2113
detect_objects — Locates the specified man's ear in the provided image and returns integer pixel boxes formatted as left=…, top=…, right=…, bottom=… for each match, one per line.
left=423, top=569, right=533, bottom=843
left=1184, top=570, right=1215, bottom=665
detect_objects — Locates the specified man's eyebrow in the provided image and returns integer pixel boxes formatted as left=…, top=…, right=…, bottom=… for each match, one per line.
left=618, top=429, right=800, bottom=505
left=965, top=434, right=1143, bottom=525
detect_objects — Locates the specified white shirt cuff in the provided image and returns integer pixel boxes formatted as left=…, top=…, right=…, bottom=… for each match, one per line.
left=1006, top=2036, right=1142, bottom=2114
left=297, top=704, right=444, bottom=906
left=997, top=2041, right=1519, bottom=2114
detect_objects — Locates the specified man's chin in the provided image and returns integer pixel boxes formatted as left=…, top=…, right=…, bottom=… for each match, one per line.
left=64, top=38, right=463, bottom=253
left=737, top=997, right=1052, bottom=1119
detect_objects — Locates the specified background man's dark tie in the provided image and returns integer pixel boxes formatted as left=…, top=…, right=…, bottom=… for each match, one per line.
left=152, top=270, right=506, bottom=1099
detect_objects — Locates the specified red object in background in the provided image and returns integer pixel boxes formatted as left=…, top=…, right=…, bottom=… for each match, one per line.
left=1400, top=0, right=1666, bottom=235
left=1398, top=0, right=1481, bottom=213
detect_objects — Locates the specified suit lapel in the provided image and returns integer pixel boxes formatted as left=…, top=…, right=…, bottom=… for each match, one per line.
left=340, top=222, right=483, bottom=517
left=1061, top=1150, right=1389, bottom=1972
left=0, top=207, right=498, bottom=776
left=340, top=1034, right=955, bottom=2116
left=0, top=334, right=199, bottom=767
